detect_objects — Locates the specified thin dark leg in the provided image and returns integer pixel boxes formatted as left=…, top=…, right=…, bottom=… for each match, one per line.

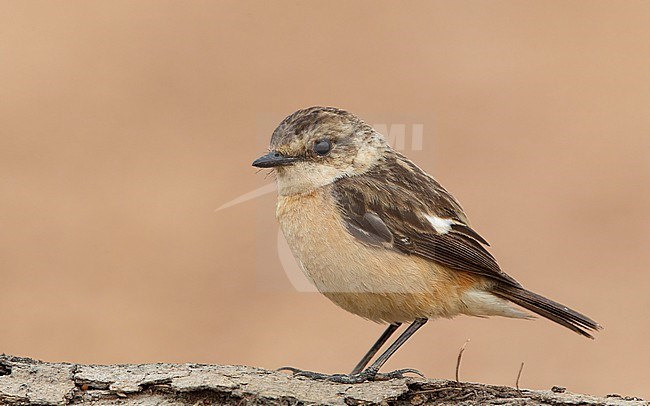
left=279, top=318, right=428, bottom=383
left=364, top=318, right=428, bottom=375
left=350, top=323, right=401, bottom=374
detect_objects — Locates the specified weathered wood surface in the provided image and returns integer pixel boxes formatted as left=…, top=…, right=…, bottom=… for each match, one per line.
left=0, top=354, right=646, bottom=405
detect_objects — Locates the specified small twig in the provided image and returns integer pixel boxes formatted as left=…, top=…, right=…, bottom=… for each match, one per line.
left=515, top=362, right=525, bottom=395
left=455, top=339, right=470, bottom=383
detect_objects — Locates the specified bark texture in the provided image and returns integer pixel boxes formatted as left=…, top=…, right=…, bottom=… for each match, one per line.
left=0, top=354, right=645, bottom=405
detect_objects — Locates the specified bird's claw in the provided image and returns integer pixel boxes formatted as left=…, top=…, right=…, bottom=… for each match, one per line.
left=277, top=367, right=336, bottom=380
left=277, top=366, right=424, bottom=383
left=376, top=368, right=425, bottom=380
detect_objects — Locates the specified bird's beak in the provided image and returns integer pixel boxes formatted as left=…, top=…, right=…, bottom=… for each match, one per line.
left=252, top=151, right=299, bottom=168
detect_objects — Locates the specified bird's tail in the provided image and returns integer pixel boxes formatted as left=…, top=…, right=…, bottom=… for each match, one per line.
left=492, top=284, right=602, bottom=339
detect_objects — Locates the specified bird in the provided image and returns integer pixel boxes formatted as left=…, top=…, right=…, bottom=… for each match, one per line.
left=252, top=106, right=601, bottom=383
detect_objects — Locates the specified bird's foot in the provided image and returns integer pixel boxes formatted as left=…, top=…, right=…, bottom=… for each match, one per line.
left=278, top=366, right=424, bottom=383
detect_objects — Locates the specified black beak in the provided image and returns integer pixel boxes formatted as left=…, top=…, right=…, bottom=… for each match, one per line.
left=252, top=151, right=299, bottom=168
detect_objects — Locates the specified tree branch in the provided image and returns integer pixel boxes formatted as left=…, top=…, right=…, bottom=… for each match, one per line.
left=0, top=354, right=645, bottom=405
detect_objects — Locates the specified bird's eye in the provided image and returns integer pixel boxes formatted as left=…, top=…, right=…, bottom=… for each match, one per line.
left=314, top=139, right=331, bottom=156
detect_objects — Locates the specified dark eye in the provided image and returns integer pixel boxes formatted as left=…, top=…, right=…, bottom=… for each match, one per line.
left=314, top=139, right=332, bottom=156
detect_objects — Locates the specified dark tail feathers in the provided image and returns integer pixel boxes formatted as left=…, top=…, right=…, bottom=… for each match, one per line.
left=492, top=284, right=602, bottom=339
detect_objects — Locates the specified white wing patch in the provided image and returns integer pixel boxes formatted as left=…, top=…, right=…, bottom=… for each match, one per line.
left=424, top=214, right=454, bottom=234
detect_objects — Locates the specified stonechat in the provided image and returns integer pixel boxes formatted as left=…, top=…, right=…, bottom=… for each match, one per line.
left=253, top=106, right=601, bottom=383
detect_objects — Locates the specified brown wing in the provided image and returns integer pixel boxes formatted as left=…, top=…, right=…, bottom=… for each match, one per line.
left=332, top=153, right=521, bottom=288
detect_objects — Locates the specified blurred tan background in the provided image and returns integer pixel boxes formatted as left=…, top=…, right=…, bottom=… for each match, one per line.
left=1, top=0, right=649, bottom=399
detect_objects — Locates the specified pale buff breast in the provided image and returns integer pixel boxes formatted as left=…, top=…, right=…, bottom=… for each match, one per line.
left=275, top=186, right=495, bottom=324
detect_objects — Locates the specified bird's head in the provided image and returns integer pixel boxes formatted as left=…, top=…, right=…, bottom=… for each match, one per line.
left=253, top=107, right=387, bottom=196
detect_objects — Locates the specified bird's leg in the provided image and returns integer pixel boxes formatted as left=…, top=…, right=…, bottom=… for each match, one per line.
left=279, top=318, right=427, bottom=383
left=356, top=318, right=428, bottom=381
left=350, top=322, right=401, bottom=374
